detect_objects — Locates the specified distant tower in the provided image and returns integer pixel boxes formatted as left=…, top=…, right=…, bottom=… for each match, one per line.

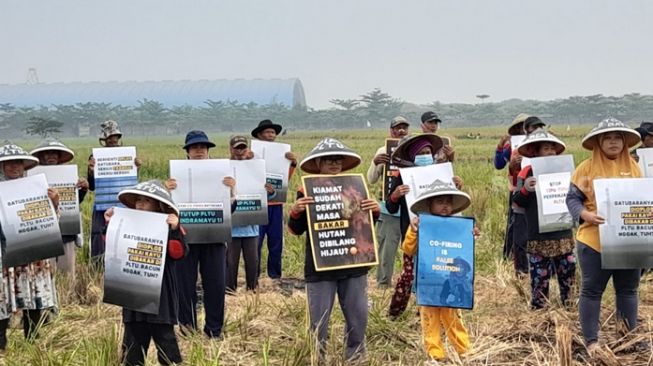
left=26, top=67, right=40, bottom=84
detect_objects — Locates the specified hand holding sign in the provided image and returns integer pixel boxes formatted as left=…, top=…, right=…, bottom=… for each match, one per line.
left=360, top=198, right=379, bottom=212
left=581, top=210, right=605, bottom=226
left=285, top=151, right=297, bottom=165
left=391, top=184, right=410, bottom=200
left=47, top=188, right=60, bottom=210
left=166, top=214, right=179, bottom=230
left=524, top=176, right=537, bottom=192
left=292, top=196, right=315, bottom=213
left=164, top=178, right=177, bottom=190
left=373, top=153, right=390, bottom=166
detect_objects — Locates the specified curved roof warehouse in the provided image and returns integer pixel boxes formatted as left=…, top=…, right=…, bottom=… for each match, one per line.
left=0, top=78, right=307, bottom=109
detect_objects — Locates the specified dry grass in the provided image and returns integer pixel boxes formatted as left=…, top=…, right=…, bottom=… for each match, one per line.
left=0, top=261, right=650, bottom=365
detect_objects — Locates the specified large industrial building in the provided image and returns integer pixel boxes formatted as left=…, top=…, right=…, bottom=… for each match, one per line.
left=0, top=78, right=306, bottom=109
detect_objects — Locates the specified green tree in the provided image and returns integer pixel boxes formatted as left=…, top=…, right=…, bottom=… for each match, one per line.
left=25, top=116, right=63, bottom=138
left=358, top=89, right=403, bottom=127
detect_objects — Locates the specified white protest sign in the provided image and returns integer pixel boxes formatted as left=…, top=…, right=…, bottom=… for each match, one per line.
left=29, top=165, right=80, bottom=235
left=636, top=147, right=653, bottom=177
left=511, top=135, right=531, bottom=168
left=103, top=207, right=169, bottom=314
left=169, top=159, right=232, bottom=243
left=0, top=174, right=64, bottom=267
left=251, top=140, right=291, bottom=202
left=594, top=178, right=653, bottom=269
left=530, top=154, right=575, bottom=233
left=230, top=159, right=268, bottom=226
left=399, top=162, right=454, bottom=220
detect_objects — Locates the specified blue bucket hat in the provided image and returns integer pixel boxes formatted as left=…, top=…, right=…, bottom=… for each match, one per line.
left=183, top=130, right=216, bottom=150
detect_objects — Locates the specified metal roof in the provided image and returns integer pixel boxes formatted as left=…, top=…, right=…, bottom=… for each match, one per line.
left=0, top=78, right=306, bottom=108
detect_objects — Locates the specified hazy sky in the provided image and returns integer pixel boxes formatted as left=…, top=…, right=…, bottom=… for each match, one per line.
left=2, top=0, right=652, bottom=109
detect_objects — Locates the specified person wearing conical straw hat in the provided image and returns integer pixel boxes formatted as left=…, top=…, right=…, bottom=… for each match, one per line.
left=366, top=116, right=410, bottom=289
left=401, top=179, right=476, bottom=365
left=104, top=180, right=187, bottom=366
left=87, top=120, right=142, bottom=265
left=385, top=133, right=464, bottom=319
left=565, top=118, right=648, bottom=357
left=0, top=142, right=59, bottom=350
left=511, top=129, right=576, bottom=310
left=496, top=114, right=529, bottom=257
left=30, top=139, right=89, bottom=280
left=498, top=114, right=547, bottom=277
left=287, top=137, right=380, bottom=362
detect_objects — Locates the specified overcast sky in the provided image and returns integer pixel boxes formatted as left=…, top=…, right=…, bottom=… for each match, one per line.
left=2, top=0, right=652, bottom=109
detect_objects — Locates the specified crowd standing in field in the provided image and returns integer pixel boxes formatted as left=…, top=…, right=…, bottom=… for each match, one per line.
left=0, top=114, right=650, bottom=365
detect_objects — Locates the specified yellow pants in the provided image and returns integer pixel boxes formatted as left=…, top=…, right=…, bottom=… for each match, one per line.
left=420, top=306, right=470, bottom=360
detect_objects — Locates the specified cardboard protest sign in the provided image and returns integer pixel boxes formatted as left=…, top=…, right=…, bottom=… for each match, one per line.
left=29, top=165, right=80, bottom=235
left=382, top=138, right=400, bottom=202
left=594, top=178, right=653, bottom=269
left=416, top=215, right=475, bottom=309
left=103, top=207, right=169, bottom=314
left=399, top=163, right=454, bottom=220
left=0, top=174, right=64, bottom=267
left=251, top=140, right=291, bottom=203
left=170, top=159, right=231, bottom=243
left=302, top=174, right=378, bottom=271
left=511, top=135, right=531, bottom=168
left=93, top=147, right=138, bottom=211
left=230, top=159, right=268, bottom=226
left=530, top=155, right=575, bottom=233
left=636, top=148, right=653, bottom=177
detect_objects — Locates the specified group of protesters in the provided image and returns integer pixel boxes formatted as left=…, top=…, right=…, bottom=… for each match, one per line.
left=0, top=112, right=650, bottom=365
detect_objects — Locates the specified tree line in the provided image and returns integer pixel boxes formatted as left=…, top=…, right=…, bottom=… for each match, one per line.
left=2, top=90, right=653, bottom=138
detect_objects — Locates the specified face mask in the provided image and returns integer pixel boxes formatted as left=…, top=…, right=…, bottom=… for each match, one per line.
left=413, top=154, right=434, bottom=166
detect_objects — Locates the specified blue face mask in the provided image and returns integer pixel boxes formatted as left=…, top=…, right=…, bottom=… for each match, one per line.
left=413, top=154, right=434, bottom=166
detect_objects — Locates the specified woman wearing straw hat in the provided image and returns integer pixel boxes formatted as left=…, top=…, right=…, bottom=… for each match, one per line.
left=30, top=139, right=89, bottom=279
left=0, top=142, right=60, bottom=350
left=87, top=120, right=142, bottom=265
left=566, top=118, right=648, bottom=356
left=512, top=129, right=576, bottom=310
left=497, top=114, right=547, bottom=276
left=287, top=137, right=380, bottom=362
